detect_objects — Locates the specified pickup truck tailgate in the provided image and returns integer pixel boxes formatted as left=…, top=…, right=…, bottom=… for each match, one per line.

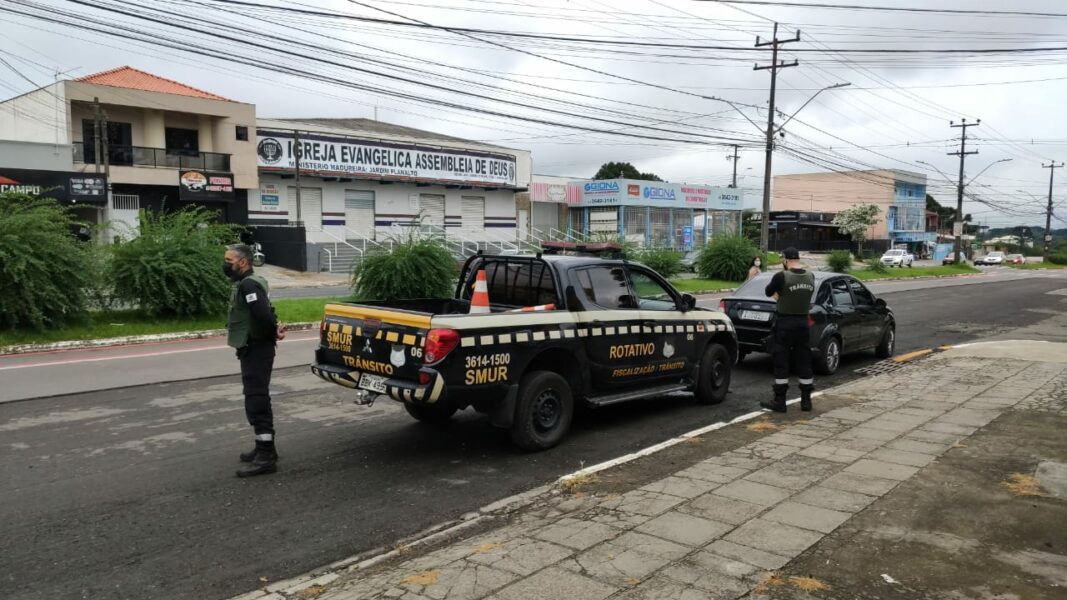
left=314, top=303, right=433, bottom=393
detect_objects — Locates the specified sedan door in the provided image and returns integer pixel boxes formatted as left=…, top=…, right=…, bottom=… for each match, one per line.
left=827, top=278, right=861, bottom=349
left=847, top=278, right=884, bottom=348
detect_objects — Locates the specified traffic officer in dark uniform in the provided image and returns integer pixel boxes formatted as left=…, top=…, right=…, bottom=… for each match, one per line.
left=762, top=247, right=816, bottom=413
left=224, top=244, right=285, bottom=477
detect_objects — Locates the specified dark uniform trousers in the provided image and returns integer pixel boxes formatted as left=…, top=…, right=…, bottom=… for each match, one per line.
left=238, top=340, right=276, bottom=437
left=771, top=315, right=814, bottom=385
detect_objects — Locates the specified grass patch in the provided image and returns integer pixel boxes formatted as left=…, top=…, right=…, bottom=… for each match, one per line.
left=669, top=278, right=740, bottom=293
left=0, top=297, right=345, bottom=347
left=851, top=264, right=979, bottom=281
left=1003, top=473, right=1046, bottom=497
left=1008, top=262, right=1067, bottom=270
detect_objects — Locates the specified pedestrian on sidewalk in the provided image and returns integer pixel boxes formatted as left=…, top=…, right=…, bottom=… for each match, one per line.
left=762, top=247, right=816, bottom=413
left=746, top=256, right=763, bottom=281
left=224, top=244, right=286, bottom=477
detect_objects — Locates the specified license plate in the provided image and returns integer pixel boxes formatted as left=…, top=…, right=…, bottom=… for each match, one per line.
left=359, top=373, right=388, bottom=393
left=740, top=310, right=771, bottom=322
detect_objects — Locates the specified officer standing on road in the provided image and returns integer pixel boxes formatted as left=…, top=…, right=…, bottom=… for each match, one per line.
left=762, top=247, right=816, bottom=413
left=224, top=244, right=285, bottom=477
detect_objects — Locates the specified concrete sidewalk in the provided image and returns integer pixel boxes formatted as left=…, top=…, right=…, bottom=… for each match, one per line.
left=233, top=341, right=1067, bottom=600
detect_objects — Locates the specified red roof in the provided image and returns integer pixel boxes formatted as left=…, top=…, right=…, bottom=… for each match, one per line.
left=76, top=66, right=230, bottom=101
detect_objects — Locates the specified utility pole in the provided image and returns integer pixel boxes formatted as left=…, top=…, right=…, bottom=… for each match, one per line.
left=727, top=145, right=740, bottom=188
left=91, top=98, right=102, bottom=174
left=948, top=118, right=980, bottom=264
left=293, top=129, right=302, bottom=223
left=1042, top=161, right=1063, bottom=262
left=755, top=22, right=800, bottom=253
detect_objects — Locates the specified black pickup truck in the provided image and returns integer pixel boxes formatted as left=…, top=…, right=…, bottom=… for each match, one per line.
left=312, top=250, right=737, bottom=450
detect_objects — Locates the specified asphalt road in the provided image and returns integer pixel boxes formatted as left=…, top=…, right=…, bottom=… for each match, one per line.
left=2, top=269, right=1066, bottom=600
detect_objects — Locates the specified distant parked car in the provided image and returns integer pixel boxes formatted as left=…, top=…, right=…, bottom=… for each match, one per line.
left=880, top=249, right=914, bottom=268
left=722, top=272, right=895, bottom=375
left=942, top=254, right=965, bottom=266
left=975, top=251, right=1005, bottom=266
left=1005, top=254, right=1025, bottom=265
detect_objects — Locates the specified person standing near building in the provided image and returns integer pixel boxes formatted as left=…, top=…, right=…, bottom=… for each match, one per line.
left=224, top=244, right=285, bottom=477
left=762, top=247, right=815, bottom=413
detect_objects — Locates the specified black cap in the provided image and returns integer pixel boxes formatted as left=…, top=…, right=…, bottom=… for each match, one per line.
left=782, top=247, right=800, bottom=260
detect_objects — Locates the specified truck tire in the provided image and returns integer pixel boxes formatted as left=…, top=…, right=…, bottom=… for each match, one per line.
left=695, top=343, right=731, bottom=405
left=510, top=371, right=574, bottom=451
left=404, top=402, right=457, bottom=424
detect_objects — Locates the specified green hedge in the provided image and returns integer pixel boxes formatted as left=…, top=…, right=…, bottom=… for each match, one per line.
left=695, top=236, right=758, bottom=282
left=0, top=192, right=92, bottom=330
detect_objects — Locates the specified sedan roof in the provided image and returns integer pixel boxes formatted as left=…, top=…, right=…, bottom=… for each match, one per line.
left=728, top=270, right=844, bottom=301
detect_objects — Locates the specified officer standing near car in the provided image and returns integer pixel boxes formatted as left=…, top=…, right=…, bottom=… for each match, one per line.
left=224, top=244, right=285, bottom=477
left=762, top=247, right=816, bottom=413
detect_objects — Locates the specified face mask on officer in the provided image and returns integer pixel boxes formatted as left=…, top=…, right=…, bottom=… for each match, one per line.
left=223, top=250, right=248, bottom=281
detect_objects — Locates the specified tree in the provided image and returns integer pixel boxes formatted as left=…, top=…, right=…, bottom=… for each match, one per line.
left=832, top=203, right=881, bottom=258
left=593, top=161, right=662, bottom=181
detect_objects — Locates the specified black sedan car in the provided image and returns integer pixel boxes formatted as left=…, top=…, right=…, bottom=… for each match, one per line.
left=720, top=272, right=895, bottom=375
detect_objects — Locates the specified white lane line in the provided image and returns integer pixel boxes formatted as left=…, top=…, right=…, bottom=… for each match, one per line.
left=0, top=335, right=319, bottom=371
left=557, top=392, right=824, bottom=484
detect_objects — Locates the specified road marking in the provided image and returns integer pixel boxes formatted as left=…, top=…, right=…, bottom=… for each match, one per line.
left=0, top=335, right=319, bottom=371
left=893, top=349, right=934, bottom=363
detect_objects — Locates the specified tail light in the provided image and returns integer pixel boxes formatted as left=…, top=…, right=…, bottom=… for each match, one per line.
left=419, top=371, right=432, bottom=385
left=718, top=299, right=726, bottom=312
left=320, top=317, right=327, bottom=333
left=808, top=315, right=815, bottom=327
left=424, top=329, right=460, bottom=365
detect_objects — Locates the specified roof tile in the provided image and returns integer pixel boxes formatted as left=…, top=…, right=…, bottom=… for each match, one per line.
left=77, top=66, right=230, bottom=101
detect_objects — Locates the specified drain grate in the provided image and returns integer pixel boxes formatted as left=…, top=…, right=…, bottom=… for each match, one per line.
left=854, top=359, right=907, bottom=376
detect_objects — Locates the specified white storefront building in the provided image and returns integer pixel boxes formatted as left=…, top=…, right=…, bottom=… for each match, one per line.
left=250, top=118, right=531, bottom=271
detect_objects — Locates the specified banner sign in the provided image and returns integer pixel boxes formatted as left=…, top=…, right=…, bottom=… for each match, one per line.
left=573, top=179, right=742, bottom=210
left=0, top=169, right=106, bottom=202
left=179, top=170, right=234, bottom=202
left=257, top=130, right=518, bottom=188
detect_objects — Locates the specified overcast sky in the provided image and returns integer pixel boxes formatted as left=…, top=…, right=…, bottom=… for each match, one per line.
left=3, top=0, right=1067, bottom=227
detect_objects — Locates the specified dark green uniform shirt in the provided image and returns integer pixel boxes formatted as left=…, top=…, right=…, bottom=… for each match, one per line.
left=765, top=268, right=816, bottom=316
left=227, top=273, right=277, bottom=349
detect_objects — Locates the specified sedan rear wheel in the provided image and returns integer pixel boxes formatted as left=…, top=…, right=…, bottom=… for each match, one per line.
left=814, top=336, right=841, bottom=375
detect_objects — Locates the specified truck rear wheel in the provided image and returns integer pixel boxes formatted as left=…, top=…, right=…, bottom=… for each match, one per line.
left=510, top=371, right=573, bottom=451
left=404, top=402, right=457, bottom=424
left=695, top=343, right=731, bottom=405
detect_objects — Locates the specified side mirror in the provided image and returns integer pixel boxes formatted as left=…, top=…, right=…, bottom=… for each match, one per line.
left=875, top=298, right=887, bottom=308
left=681, top=293, right=697, bottom=311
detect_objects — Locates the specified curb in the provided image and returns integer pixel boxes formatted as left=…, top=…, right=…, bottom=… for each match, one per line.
left=0, top=322, right=320, bottom=357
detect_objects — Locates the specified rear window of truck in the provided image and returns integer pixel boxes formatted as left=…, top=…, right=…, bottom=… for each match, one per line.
left=463, top=259, right=558, bottom=307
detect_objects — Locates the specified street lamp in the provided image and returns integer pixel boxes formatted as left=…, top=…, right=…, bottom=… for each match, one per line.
left=760, top=82, right=851, bottom=252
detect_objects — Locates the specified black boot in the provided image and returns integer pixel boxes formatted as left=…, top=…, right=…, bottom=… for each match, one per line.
left=761, top=384, right=788, bottom=413
left=237, top=443, right=277, bottom=477
left=239, top=443, right=280, bottom=463
left=239, top=445, right=258, bottom=463
left=800, top=384, right=814, bottom=412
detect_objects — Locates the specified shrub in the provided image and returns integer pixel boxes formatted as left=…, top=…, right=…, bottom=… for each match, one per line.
left=84, top=242, right=118, bottom=311
left=0, top=192, right=92, bottom=330
left=766, top=252, right=782, bottom=266
left=696, top=235, right=758, bottom=282
left=828, top=250, right=853, bottom=273
left=352, top=229, right=456, bottom=300
left=865, top=257, right=889, bottom=274
left=1049, top=252, right=1067, bottom=266
left=110, top=207, right=237, bottom=317
left=634, top=248, right=683, bottom=278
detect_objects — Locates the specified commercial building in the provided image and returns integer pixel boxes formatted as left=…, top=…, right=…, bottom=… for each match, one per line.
left=251, top=118, right=531, bottom=272
left=0, top=66, right=257, bottom=240
left=563, top=179, right=743, bottom=249
left=773, top=169, right=932, bottom=254
left=514, top=174, right=582, bottom=241
left=764, top=211, right=852, bottom=252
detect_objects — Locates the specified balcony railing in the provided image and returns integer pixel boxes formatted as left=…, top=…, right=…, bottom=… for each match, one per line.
left=73, top=142, right=230, bottom=172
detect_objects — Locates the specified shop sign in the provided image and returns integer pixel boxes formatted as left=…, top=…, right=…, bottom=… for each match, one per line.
left=683, top=226, right=693, bottom=250
left=573, top=178, right=741, bottom=211
left=259, top=182, right=280, bottom=211
left=179, top=170, right=234, bottom=202
left=0, top=169, right=106, bottom=202
left=258, top=130, right=518, bottom=187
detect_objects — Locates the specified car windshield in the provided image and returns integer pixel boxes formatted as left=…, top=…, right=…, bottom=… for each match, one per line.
left=988, top=252, right=1004, bottom=258
left=885, top=250, right=904, bottom=256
